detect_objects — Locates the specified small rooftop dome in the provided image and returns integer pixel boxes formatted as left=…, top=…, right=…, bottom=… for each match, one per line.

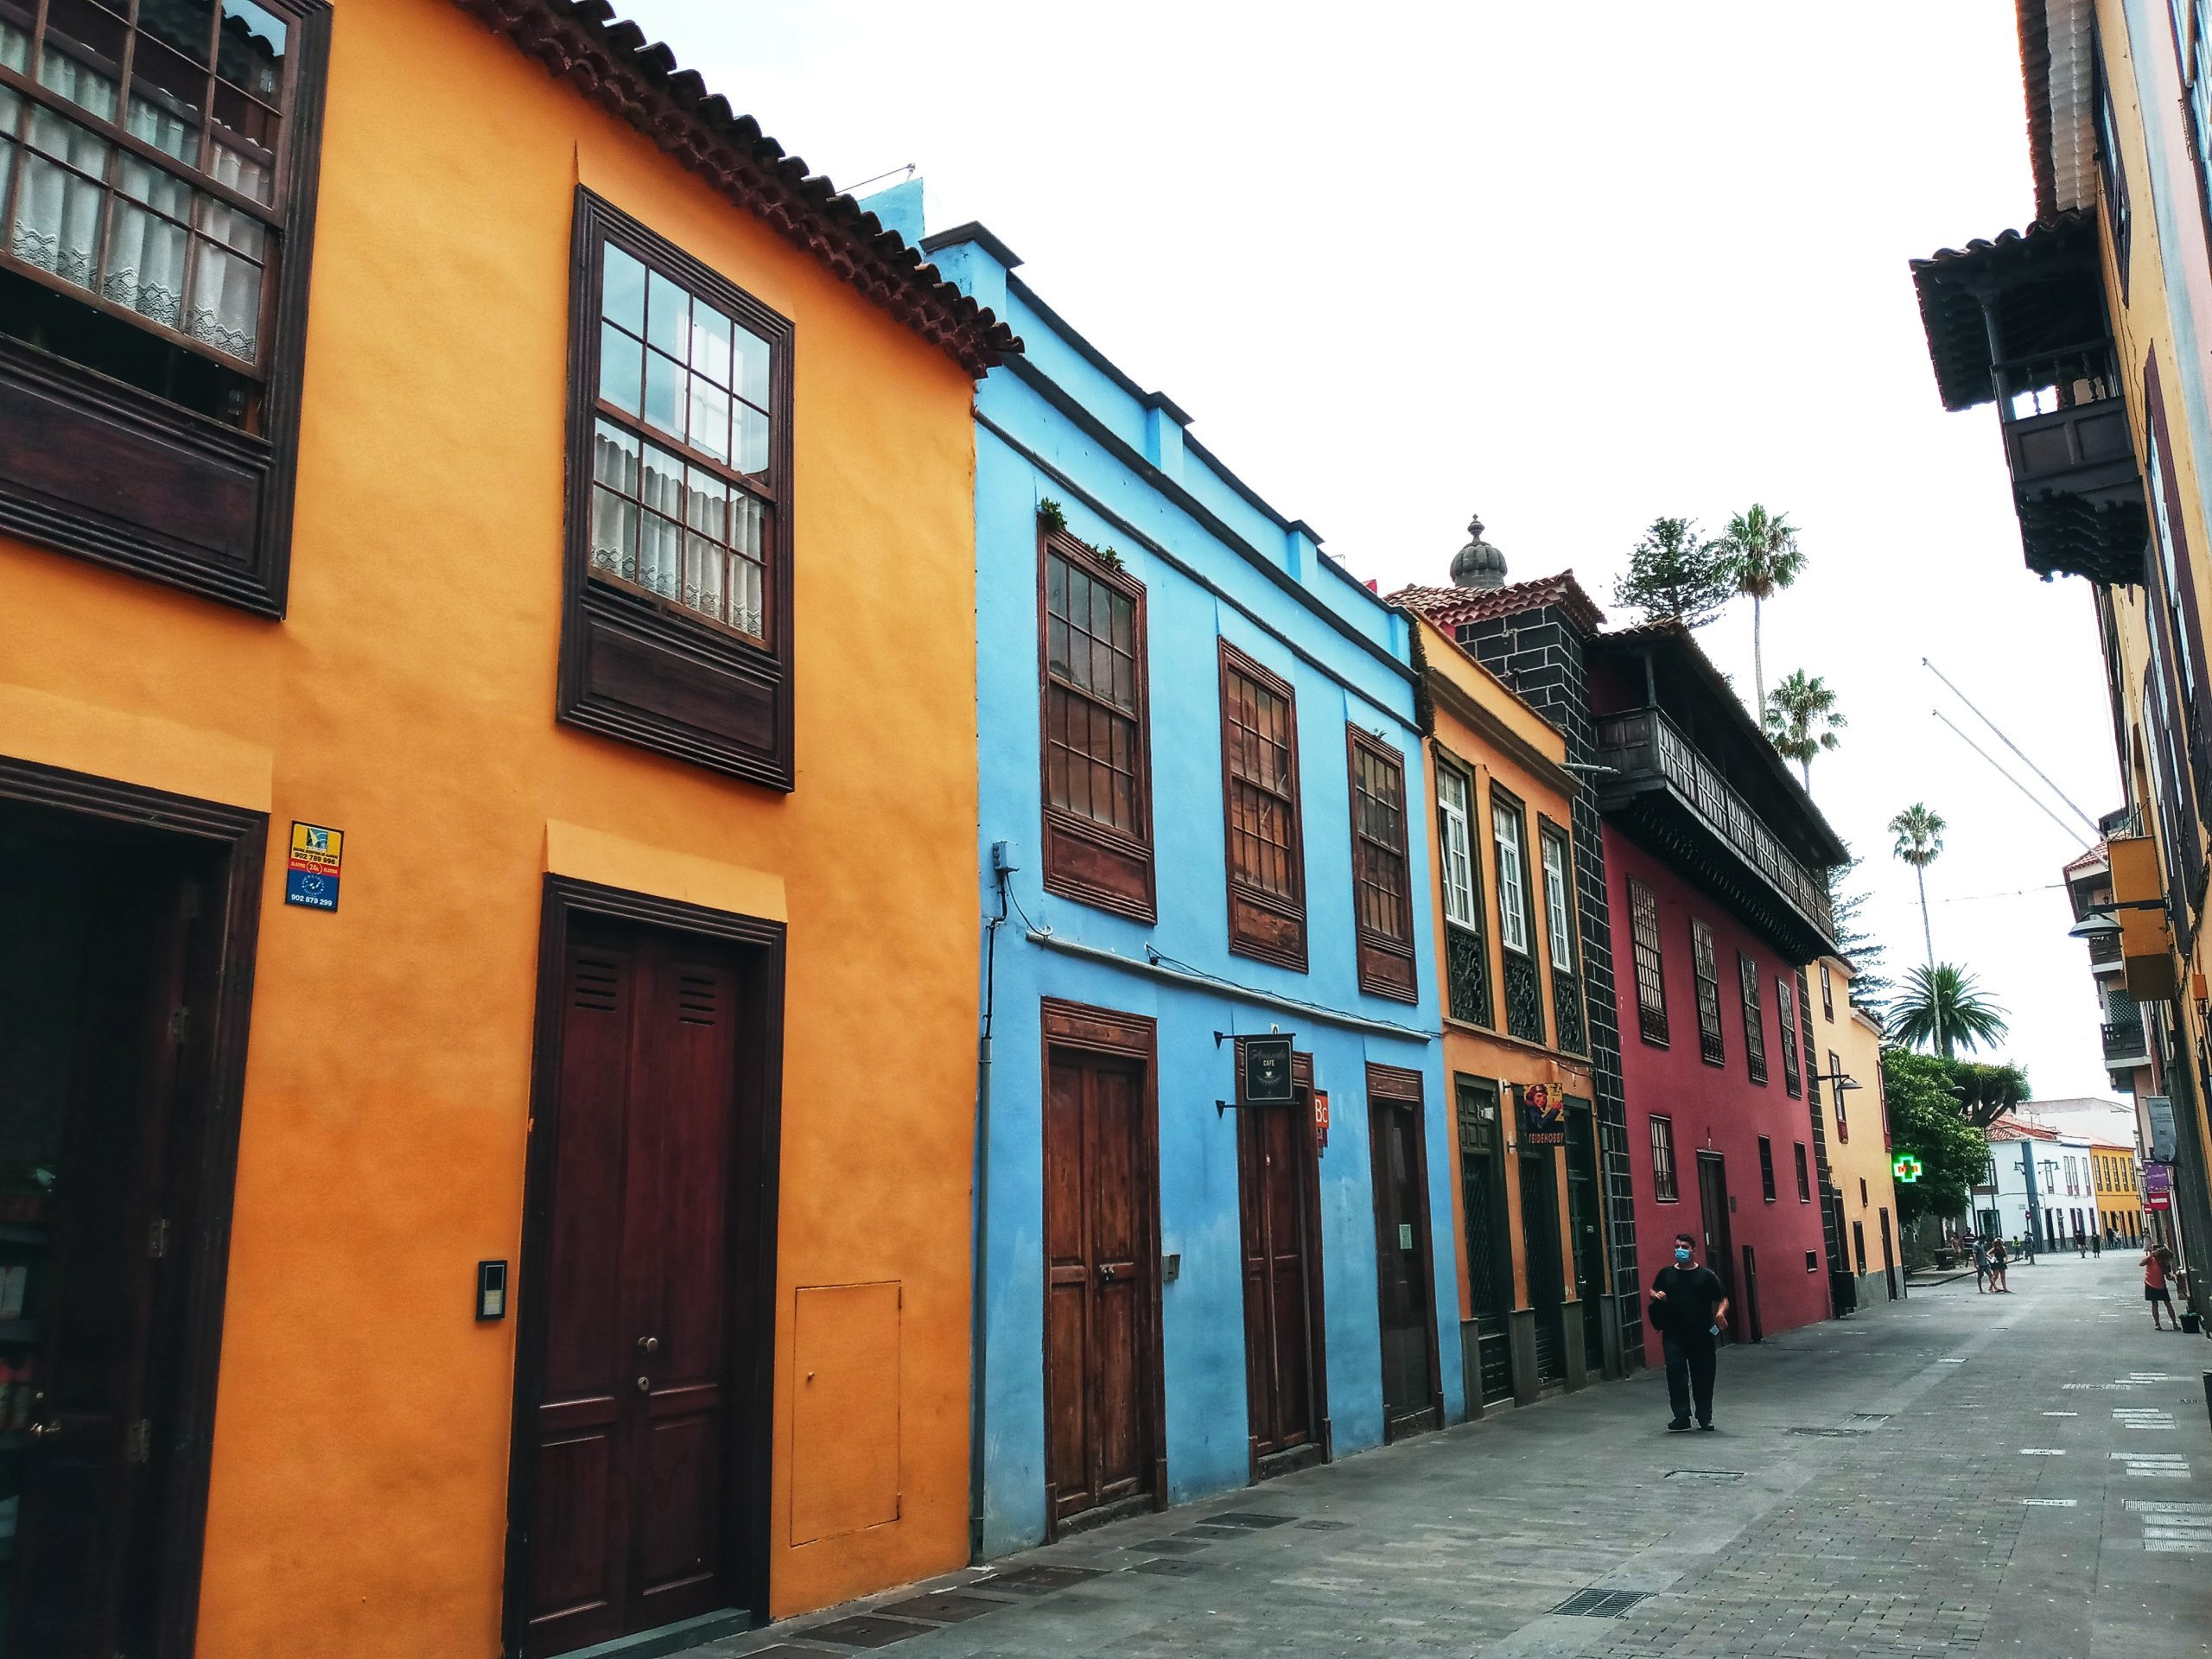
left=1451, top=514, right=1507, bottom=590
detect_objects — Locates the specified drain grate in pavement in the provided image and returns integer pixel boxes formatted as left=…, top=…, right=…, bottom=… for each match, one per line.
left=1551, top=1589, right=1651, bottom=1618
left=1297, top=1520, right=1352, bottom=1530
left=874, top=1592, right=1012, bottom=1624
left=801, top=1614, right=934, bottom=1647
left=1663, top=1469, right=1744, bottom=1483
left=1207, top=1511, right=1300, bottom=1529
left=971, top=1564, right=1108, bottom=1595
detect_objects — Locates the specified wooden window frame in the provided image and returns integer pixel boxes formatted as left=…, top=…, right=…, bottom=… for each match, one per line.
left=0, top=0, right=331, bottom=614
left=1832, top=1049, right=1847, bottom=1142
left=1738, top=952, right=1768, bottom=1086
left=559, top=190, right=797, bottom=788
left=1037, top=527, right=1154, bottom=920
left=1628, top=876, right=1669, bottom=1046
left=1491, top=789, right=1533, bottom=958
left=1346, top=726, right=1418, bottom=1003
left=1777, top=976, right=1802, bottom=1096
left=1689, top=918, right=1725, bottom=1067
left=1433, top=754, right=1481, bottom=932
left=1538, top=821, right=1575, bottom=973
left=1794, top=1141, right=1811, bottom=1204
left=1820, top=962, right=1835, bottom=1022
left=1649, top=1113, right=1679, bottom=1204
left=1434, top=753, right=1491, bottom=1029
left=1217, top=640, right=1305, bottom=969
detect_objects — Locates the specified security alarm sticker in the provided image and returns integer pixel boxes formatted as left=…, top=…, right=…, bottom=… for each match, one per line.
left=285, top=821, right=344, bottom=912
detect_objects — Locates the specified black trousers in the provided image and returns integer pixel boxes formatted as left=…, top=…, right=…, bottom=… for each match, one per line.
left=1663, top=1332, right=1717, bottom=1424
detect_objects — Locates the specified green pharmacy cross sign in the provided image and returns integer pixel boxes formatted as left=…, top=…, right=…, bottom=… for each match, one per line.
left=1892, top=1153, right=1923, bottom=1185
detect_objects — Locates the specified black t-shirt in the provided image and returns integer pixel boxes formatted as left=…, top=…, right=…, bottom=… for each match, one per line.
left=1650, top=1263, right=1726, bottom=1340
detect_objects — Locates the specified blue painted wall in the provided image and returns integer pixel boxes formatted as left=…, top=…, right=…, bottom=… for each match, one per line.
left=917, top=217, right=1461, bottom=1554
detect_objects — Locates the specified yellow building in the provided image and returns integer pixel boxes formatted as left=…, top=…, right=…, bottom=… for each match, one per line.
left=1914, top=0, right=2212, bottom=1306
left=1815, top=957, right=1905, bottom=1306
left=2094, top=1140, right=2148, bottom=1246
left=0, top=1, right=1011, bottom=1654
left=1397, top=573, right=1614, bottom=1407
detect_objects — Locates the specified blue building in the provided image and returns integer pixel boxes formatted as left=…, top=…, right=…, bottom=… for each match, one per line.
left=866, top=184, right=1462, bottom=1553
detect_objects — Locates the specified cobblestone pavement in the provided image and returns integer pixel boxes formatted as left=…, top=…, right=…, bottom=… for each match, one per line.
left=683, top=1254, right=2212, bottom=1658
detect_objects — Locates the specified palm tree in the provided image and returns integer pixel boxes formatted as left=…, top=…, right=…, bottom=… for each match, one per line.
left=1713, top=504, right=1804, bottom=715
left=1889, top=802, right=1946, bottom=974
left=1888, top=963, right=2009, bottom=1059
left=1764, top=670, right=1846, bottom=791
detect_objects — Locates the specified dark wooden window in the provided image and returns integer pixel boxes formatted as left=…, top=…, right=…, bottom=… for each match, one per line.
left=1830, top=1049, right=1847, bottom=1142
left=1690, top=918, right=1724, bottom=1067
left=560, top=192, right=797, bottom=787
left=1218, top=642, right=1304, bottom=968
left=1738, top=952, right=1767, bottom=1085
left=1758, top=1136, right=1777, bottom=1202
left=1649, top=1114, right=1678, bottom=1204
left=1036, top=530, right=1154, bottom=919
left=1820, top=962, right=1834, bottom=1021
left=2097, top=63, right=2132, bottom=289
left=0, top=0, right=329, bottom=612
left=1794, top=1141, right=1811, bottom=1204
left=1434, top=757, right=1491, bottom=1027
left=1540, top=818, right=1586, bottom=1056
left=1628, top=877, right=1668, bottom=1046
left=1492, top=787, right=1542, bottom=1045
left=1347, top=728, right=1416, bottom=1002
left=1777, top=976, right=1802, bottom=1096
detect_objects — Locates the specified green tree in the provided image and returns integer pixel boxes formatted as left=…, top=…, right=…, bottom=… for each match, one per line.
left=1611, top=517, right=1733, bottom=628
left=1883, top=1047, right=2002, bottom=1230
left=1948, top=1058, right=2030, bottom=1129
left=1888, top=963, right=2009, bottom=1059
left=1764, top=670, right=1846, bottom=792
left=1827, top=849, right=1894, bottom=1020
left=1713, top=503, right=1804, bottom=715
left=1888, top=802, right=1945, bottom=973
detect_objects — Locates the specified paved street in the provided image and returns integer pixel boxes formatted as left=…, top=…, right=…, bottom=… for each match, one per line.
left=690, top=1255, right=2212, bottom=1659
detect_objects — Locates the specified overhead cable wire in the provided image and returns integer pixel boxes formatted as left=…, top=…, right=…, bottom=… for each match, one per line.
left=1923, top=658, right=2102, bottom=834
left=1931, top=709, right=2097, bottom=853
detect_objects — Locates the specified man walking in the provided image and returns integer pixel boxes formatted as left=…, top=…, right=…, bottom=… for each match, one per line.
left=1971, top=1232, right=1991, bottom=1293
left=1649, top=1231, right=1729, bottom=1433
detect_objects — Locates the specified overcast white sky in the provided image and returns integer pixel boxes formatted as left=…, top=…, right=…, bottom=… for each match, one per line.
left=624, top=0, right=2126, bottom=1100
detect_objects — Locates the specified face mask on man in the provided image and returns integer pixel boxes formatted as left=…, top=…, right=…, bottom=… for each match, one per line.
left=1675, top=1246, right=1692, bottom=1263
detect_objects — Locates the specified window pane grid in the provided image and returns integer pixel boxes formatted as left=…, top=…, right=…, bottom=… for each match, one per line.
left=1494, top=801, right=1529, bottom=954
left=1045, top=551, right=1142, bottom=838
left=1649, top=1115, right=1678, bottom=1204
left=1738, top=953, right=1768, bottom=1085
left=1758, top=1137, right=1777, bottom=1202
left=0, top=0, right=289, bottom=365
left=588, top=418, right=769, bottom=641
left=1436, top=766, right=1478, bottom=928
left=1794, top=1141, right=1811, bottom=1203
left=1777, top=978, right=1802, bottom=1096
left=1224, top=665, right=1298, bottom=900
left=1540, top=828, right=1573, bottom=970
left=1352, top=741, right=1411, bottom=944
left=1629, top=878, right=1668, bottom=1044
left=1691, top=918, right=1724, bottom=1066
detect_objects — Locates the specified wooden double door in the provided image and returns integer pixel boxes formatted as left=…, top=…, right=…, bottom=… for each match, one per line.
left=1236, top=1051, right=1327, bottom=1471
left=1042, top=1008, right=1161, bottom=1529
left=515, top=907, right=774, bottom=1657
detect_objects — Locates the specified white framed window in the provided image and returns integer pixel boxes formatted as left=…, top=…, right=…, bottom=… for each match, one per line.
left=1540, top=828, right=1574, bottom=971
left=1493, top=798, right=1530, bottom=955
left=1436, top=765, right=1478, bottom=929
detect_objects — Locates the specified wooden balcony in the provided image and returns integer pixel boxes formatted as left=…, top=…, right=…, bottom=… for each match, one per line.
left=1594, top=706, right=1838, bottom=963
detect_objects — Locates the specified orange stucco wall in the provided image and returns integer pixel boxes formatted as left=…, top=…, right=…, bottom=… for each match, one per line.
left=0, top=0, right=980, bottom=1651
left=1416, top=618, right=1594, bottom=1324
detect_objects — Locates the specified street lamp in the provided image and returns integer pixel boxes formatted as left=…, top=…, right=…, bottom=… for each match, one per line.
left=2067, top=897, right=2164, bottom=939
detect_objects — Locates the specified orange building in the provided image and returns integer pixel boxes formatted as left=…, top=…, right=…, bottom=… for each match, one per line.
left=0, top=2, right=1010, bottom=1655
left=1399, top=590, right=1612, bottom=1406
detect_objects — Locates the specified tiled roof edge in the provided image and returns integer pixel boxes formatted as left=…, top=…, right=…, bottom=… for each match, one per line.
left=455, top=0, right=1021, bottom=376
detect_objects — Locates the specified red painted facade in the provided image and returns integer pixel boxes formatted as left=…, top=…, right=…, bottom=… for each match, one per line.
left=1607, top=830, right=1834, bottom=1341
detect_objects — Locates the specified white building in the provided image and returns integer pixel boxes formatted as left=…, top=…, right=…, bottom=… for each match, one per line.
left=1981, top=1120, right=2113, bottom=1251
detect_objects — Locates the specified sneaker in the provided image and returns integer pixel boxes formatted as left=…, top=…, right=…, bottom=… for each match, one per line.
left=1696, top=1421, right=1716, bottom=1432
left=1667, top=1419, right=1691, bottom=1433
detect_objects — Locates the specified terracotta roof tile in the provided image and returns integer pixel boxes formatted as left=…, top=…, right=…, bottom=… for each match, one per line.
left=1389, top=572, right=1606, bottom=637
left=454, top=0, right=1020, bottom=375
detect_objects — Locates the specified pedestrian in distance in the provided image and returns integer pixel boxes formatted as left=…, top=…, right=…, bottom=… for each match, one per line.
left=1971, top=1233, right=1991, bottom=1294
left=2145, top=1245, right=2180, bottom=1330
left=1649, top=1231, right=1729, bottom=1433
left=2077, top=1230, right=2088, bottom=1259
left=2093, top=1231, right=2103, bottom=1259
left=1988, top=1238, right=2010, bottom=1293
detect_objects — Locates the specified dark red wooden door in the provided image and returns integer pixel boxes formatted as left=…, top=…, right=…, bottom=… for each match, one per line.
left=1368, top=1093, right=1439, bottom=1439
left=525, top=925, right=746, bottom=1656
left=10, top=865, right=200, bottom=1658
left=1238, top=1067, right=1322, bottom=1460
left=1044, top=1052, right=1152, bottom=1523
left=1695, top=1153, right=1738, bottom=1344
